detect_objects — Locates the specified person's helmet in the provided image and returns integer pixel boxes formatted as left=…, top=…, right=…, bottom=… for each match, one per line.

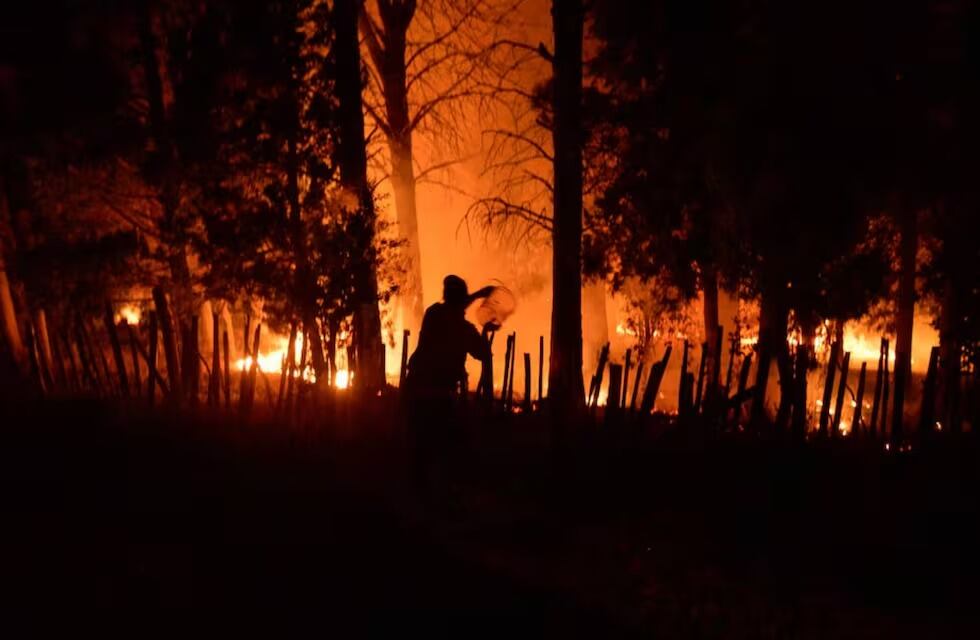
left=443, top=275, right=469, bottom=305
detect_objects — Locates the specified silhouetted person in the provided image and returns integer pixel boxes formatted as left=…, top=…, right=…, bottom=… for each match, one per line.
left=405, top=275, right=494, bottom=506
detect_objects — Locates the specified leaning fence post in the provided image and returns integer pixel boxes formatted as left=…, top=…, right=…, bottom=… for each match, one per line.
left=693, top=341, right=708, bottom=414
left=630, top=361, right=645, bottom=413
left=607, top=363, right=623, bottom=424
left=152, top=286, right=181, bottom=403
left=868, top=338, right=885, bottom=438
left=853, top=362, right=867, bottom=436
left=506, top=333, right=517, bottom=411
left=104, top=301, right=129, bottom=398
left=209, top=310, right=222, bottom=407
left=147, top=312, right=159, bottom=405
left=399, top=329, right=410, bottom=389
left=523, top=352, right=532, bottom=413
left=918, top=346, right=940, bottom=435
left=819, top=341, right=841, bottom=437
left=880, top=339, right=891, bottom=440
left=538, top=335, right=544, bottom=404
left=832, top=351, right=851, bottom=437
left=639, top=345, right=672, bottom=418
left=127, top=321, right=142, bottom=398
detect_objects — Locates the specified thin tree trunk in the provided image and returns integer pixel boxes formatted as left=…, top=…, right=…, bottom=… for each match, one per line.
left=359, top=2, right=425, bottom=334
left=548, top=0, right=586, bottom=418
left=893, top=208, right=917, bottom=434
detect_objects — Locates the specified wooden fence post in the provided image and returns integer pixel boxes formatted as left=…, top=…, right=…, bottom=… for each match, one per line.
left=127, top=322, right=142, bottom=398
left=630, top=361, right=645, bottom=413
left=589, top=343, right=610, bottom=409
left=239, top=314, right=252, bottom=408
left=34, top=309, right=55, bottom=389
left=831, top=352, right=850, bottom=437
left=222, top=329, right=231, bottom=409
left=693, top=342, right=708, bottom=414
left=639, top=346, right=672, bottom=417
left=399, top=329, right=410, bottom=389
left=891, top=349, right=908, bottom=445
left=868, top=338, right=885, bottom=438
left=523, top=352, right=532, bottom=413
left=819, top=341, right=841, bottom=437
left=606, top=363, right=623, bottom=426
left=678, top=340, right=690, bottom=416
left=791, top=346, right=809, bottom=439
left=853, top=362, right=867, bottom=436
left=152, top=286, right=181, bottom=403
left=918, top=346, right=940, bottom=435
left=622, top=348, right=632, bottom=409
left=147, top=312, right=159, bottom=405
left=538, top=335, right=544, bottom=403
left=209, top=310, right=222, bottom=407
left=104, top=301, right=129, bottom=398
left=24, top=320, right=45, bottom=393
left=506, top=333, right=517, bottom=410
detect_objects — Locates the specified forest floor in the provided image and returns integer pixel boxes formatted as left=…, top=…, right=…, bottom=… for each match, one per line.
left=2, top=395, right=979, bottom=638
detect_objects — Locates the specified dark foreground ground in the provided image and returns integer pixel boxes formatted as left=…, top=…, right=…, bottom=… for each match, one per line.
left=2, top=396, right=979, bottom=638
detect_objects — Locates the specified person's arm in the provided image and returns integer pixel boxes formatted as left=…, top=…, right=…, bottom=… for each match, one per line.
left=465, top=285, right=494, bottom=307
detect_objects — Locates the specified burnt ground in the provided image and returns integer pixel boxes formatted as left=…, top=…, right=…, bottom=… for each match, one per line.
left=2, top=396, right=979, bottom=638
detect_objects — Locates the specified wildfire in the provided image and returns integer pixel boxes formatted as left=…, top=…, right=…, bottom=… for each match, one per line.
left=233, top=330, right=348, bottom=388
left=335, top=369, right=351, bottom=389
left=115, top=304, right=141, bottom=325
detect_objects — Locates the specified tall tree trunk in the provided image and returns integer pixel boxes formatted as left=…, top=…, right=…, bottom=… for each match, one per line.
left=391, top=136, right=424, bottom=333
left=335, top=0, right=386, bottom=391
left=359, top=2, right=425, bottom=334
left=547, top=0, right=586, bottom=417
left=893, top=207, right=917, bottom=430
left=287, top=133, right=327, bottom=378
left=140, top=7, right=195, bottom=320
